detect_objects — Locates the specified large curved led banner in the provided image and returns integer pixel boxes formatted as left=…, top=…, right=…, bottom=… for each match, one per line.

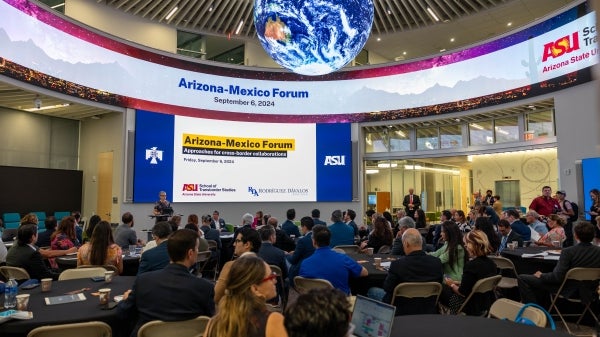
left=0, top=0, right=596, bottom=122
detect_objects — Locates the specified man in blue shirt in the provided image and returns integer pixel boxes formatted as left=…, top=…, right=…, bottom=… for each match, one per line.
left=287, top=216, right=316, bottom=283
left=299, top=225, right=367, bottom=294
left=328, top=210, right=355, bottom=247
left=311, top=209, right=327, bottom=226
left=503, top=209, right=531, bottom=241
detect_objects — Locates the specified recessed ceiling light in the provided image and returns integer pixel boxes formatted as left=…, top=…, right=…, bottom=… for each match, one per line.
left=376, top=37, right=381, bottom=42
left=165, top=6, right=178, bottom=20
left=507, top=22, right=512, bottom=27
left=387, top=8, right=392, bottom=15
left=402, top=51, right=406, bottom=55
left=450, top=38, right=455, bottom=42
left=426, top=7, right=440, bottom=22
left=439, top=48, right=446, bottom=52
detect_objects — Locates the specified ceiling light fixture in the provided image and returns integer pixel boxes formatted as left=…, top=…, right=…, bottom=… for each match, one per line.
left=395, top=130, right=406, bottom=137
left=377, top=163, right=398, bottom=168
left=439, top=48, right=446, bottom=52
left=51, top=2, right=65, bottom=9
left=427, top=7, right=440, bottom=22
left=235, top=20, right=244, bottom=34
left=366, top=169, right=380, bottom=174
left=33, top=95, right=42, bottom=109
left=24, top=103, right=71, bottom=112
left=165, top=6, right=178, bottom=20
left=377, top=37, right=381, bottom=42
left=450, top=37, right=455, bottom=42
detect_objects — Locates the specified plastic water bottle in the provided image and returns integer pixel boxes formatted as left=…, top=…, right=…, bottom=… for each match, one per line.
left=4, top=278, right=18, bottom=309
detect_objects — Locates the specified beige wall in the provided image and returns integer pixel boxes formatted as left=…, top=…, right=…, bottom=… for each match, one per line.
left=79, top=111, right=126, bottom=223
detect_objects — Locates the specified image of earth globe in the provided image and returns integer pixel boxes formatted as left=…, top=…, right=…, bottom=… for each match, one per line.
left=254, top=0, right=374, bottom=76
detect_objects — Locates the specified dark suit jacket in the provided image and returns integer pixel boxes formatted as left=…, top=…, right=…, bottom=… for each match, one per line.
left=137, top=240, right=170, bottom=275
left=282, top=220, right=301, bottom=237
left=287, top=232, right=315, bottom=282
left=259, top=242, right=289, bottom=302
left=499, top=230, right=523, bottom=250
left=313, top=218, right=327, bottom=226
left=36, top=229, right=54, bottom=248
left=382, top=250, right=443, bottom=315
left=402, top=194, right=421, bottom=216
left=118, top=263, right=215, bottom=337
left=274, top=229, right=296, bottom=252
left=5, top=244, right=59, bottom=280
left=201, top=226, right=222, bottom=250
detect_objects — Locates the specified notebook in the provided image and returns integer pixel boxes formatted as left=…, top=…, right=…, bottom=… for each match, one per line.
left=44, top=293, right=86, bottom=305
left=351, top=295, right=396, bottom=337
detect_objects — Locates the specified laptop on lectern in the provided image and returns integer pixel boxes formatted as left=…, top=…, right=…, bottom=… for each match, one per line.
left=350, top=295, right=396, bottom=337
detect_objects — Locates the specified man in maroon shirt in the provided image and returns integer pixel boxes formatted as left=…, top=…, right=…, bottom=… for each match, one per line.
left=529, top=186, right=561, bottom=216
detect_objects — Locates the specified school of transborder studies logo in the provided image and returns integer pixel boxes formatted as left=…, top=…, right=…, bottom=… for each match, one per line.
left=145, top=146, right=163, bottom=164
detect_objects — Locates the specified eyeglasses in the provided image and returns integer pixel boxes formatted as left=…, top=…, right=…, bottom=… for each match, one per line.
left=260, top=272, right=278, bottom=283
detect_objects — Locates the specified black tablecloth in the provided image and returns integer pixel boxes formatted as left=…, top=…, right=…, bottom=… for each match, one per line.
left=348, top=253, right=395, bottom=295
left=1, top=276, right=135, bottom=337
left=390, top=314, right=571, bottom=337
left=500, top=246, right=558, bottom=274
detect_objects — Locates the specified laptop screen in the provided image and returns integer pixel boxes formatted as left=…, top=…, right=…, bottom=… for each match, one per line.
left=351, top=295, right=396, bottom=337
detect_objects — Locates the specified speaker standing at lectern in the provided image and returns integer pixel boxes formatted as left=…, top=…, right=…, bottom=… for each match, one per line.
left=153, top=191, right=173, bottom=223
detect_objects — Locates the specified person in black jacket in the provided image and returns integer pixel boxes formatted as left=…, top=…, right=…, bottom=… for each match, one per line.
left=5, top=223, right=61, bottom=280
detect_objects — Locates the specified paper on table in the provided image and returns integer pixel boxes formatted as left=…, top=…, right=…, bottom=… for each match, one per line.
left=543, top=255, right=560, bottom=260
left=522, top=252, right=547, bottom=258
left=530, top=229, right=541, bottom=241
left=380, top=261, right=391, bottom=268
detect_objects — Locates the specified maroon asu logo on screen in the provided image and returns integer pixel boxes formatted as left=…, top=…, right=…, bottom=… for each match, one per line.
left=182, top=184, right=198, bottom=191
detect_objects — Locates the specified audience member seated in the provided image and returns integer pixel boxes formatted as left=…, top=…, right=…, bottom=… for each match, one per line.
left=118, top=229, right=215, bottom=337
left=200, top=214, right=222, bottom=263
left=429, top=221, right=467, bottom=282
left=20, top=213, right=39, bottom=227
left=497, top=219, right=523, bottom=252
left=503, top=209, right=531, bottom=241
left=205, top=256, right=287, bottom=337
left=281, top=208, right=301, bottom=238
left=428, top=210, right=452, bottom=251
left=36, top=216, right=57, bottom=248
left=268, top=217, right=296, bottom=252
left=360, top=216, right=393, bottom=253
left=414, top=209, right=427, bottom=229
left=184, top=222, right=209, bottom=252
left=454, top=210, right=472, bottom=233
left=311, top=209, right=327, bottom=226
left=258, top=225, right=288, bottom=303
left=391, top=216, right=422, bottom=256
left=51, top=216, right=81, bottom=250
left=285, top=288, right=350, bottom=337
left=536, top=214, right=566, bottom=247
left=71, top=211, right=84, bottom=243
left=287, top=216, right=316, bottom=283
left=77, top=221, right=123, bottom=274
left=474, top=217, right=501, bottom=254
left=115, top=212, right=142, bottom=249
left=518, top=221, right=600, bottom=307
left=344, top=209, right=359, bottom=238
left=328, top=210, right=355, bottom=247
left=525, top=210, right=549, bottom=238
left=6, top=223, right=60, bottom=280
left=482, top=206, right=500, bottom=226
left=368, top=228, right=443, bottom=315
left=83, top=214, right=101, bottom=243
left=440, top=230, right=497, bottom=315
left=299, top=225, right=367, bottom=295
left=215, top=227, right=261, bottom=303
left=137, top=222, right=172, bottom=275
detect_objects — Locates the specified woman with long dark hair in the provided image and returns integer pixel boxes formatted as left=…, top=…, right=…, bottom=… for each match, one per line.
left=84, top=214, right=102, bottom=243
left=77, top=221, right=123, bottom=274
left=360, top=216, right=393, bottom=253
left=429, top=221, right=467, bottom=281
left=413, top=209, right=427, bottom=229
left=589, top=188, right=600, bottom=243
left=205, top=256, right=287, bottom=337
left=454, top=210, right=471, bottom=233
left=474, top=217, right=500, bottom=254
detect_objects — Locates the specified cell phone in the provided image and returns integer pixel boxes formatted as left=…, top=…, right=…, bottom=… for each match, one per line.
left=91, top=276, right=105, bottom=282
left=101, top=302, right=118, bottom=310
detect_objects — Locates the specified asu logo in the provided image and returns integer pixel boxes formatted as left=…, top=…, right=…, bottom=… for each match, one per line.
left=324, top=155, right=346, bottom=166
left=182, top=184, right=198, bottom=191
left=542, top=32, right=580, bottom=62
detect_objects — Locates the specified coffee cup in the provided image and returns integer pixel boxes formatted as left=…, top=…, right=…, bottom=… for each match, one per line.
left=366, top=248, right=374, bottom=256
left=98, top=288, right=111, bottom=305
left=104, top=271, right=115, bottom=283
left=41, top=278, right=52, bottom=292
left=512, top=241, right=519, bottom=248
left=374, top=257, right=382, bottom=267
left=16, top=294, right=30, bottom=311
left=551, top=240, right=561, bottom=248
left=129, top=245, right=137, bottom=256
left=507, top=243, right=516, bottom=250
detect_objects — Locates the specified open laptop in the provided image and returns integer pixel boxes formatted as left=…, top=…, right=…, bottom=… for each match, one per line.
left=350, top=295, right=396, bottom=337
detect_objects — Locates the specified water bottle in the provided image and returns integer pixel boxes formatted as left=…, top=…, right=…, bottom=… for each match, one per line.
left=4, top=278, right=18, bottom=309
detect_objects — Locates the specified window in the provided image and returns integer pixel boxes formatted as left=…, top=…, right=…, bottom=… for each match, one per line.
left=365, top=131, right=388, bottom=153
left=494, top=116, right=519, bottom=143
left=440, top=124, right=462, bottom=149
left=416, top=127, right=439, bottom=150
left=469, top=121, right=493, bottom=145
left=527, top=110, right=555, bottom=137
left=389, top=128, right=410, bottom=152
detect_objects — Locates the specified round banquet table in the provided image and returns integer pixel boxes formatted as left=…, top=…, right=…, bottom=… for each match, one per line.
left=56, top=255, right=141, bottom=276
left=348, top=253, right=395, bottom=295
left=390, top=314, right=572, bottom=337
left=1, top=276, right=135, bottom=337
left=500, top=246, right=559, bottom=274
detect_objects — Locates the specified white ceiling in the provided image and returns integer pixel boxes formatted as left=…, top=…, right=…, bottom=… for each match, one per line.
left=0, top=0, right=579, bottom=120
